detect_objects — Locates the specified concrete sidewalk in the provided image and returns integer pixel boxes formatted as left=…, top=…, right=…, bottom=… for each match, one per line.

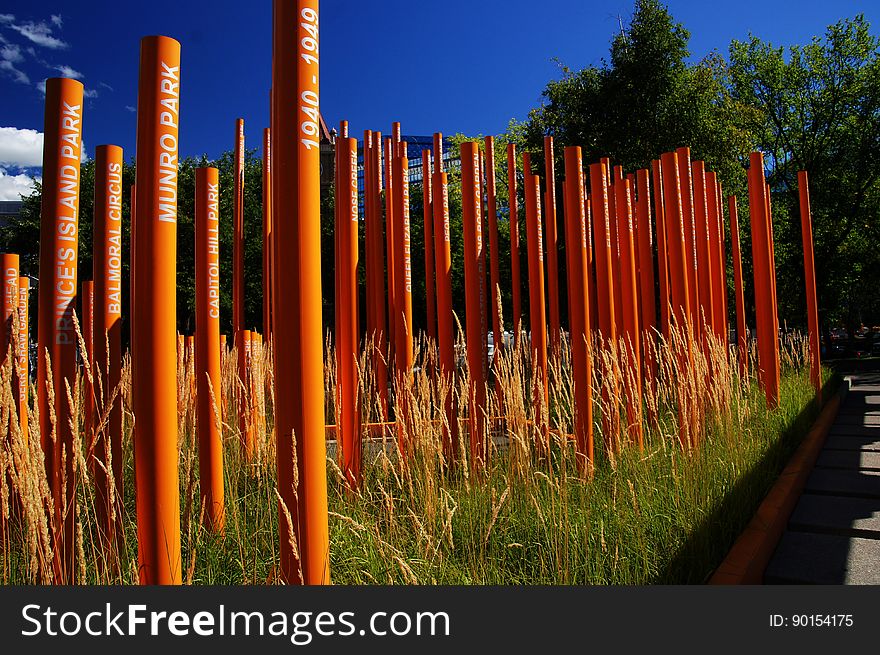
left=765, top=369, right=880, bottom=584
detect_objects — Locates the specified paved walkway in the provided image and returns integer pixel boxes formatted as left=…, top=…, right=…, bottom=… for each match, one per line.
left=765, top=369, right=880, bottom=583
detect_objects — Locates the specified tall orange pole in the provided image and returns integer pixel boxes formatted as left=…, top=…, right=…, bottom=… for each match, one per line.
left=422, top=150, right=436, bottom=341
left=132, top=36, right=181, bottom=585
left=393, top=141, right=414, bottom=454
left=461, top=142, right=488, bottom=467
left=635, top=169, right=657, bottom=379
left=563, top=147, right=593, bottom=469
left=365, top=130, right=389, bottom=418
left=271, top=0, right=330, bottom=585
left=714, top=180, right=730, bottom=342
left=17, top=277, right=28, bottom=439
left=543, top=136, right=561, bottom=354
left=384, top=136, right=397, bottom=365
left=676, top=147, right=699, bottom=333
left=609, top=170, right=624, bottom=332
left=729, top=196, right=748, bottom=378
left=652, top=159, right=670, bottom=340
left=615, top=178, right=643, bottom=448
left=507, top=144, right=522, bottom=344
left=37, top=77, right=83, bottom=583
left=93, top=144, right=124, bottom=548
left=1, top=253, right=19, bottom=376
left=748, top=153, right=780, bottom=408
left=705, top=171, right=726, bottom=345
left=336, top=138, right=360, bottom=485
left=233, top=118, right=252, bottom=458
left=195, top=166, right=225, bottom=531
left=525, top=173, right=549, bottom=415
left=432, top=142, right=456, bottom=460
left=263, top=127, right=273, bottom=342
left=691, top=161, right=715, bottom=349
left=798, top=170, right=821, bottom=400
left=484, top=137, right=502, bottom=362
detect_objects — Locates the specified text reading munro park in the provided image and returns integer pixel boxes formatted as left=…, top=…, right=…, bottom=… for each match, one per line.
left=0, top=0, right=878, bottom=651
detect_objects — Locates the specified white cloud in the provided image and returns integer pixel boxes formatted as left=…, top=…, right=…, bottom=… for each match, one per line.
left=0, top=127, right=43, bottom=168
left=0, top=166, right=39, bottom=201
left=54, top=64, right=82, bottom=79
left=36, top=78, right=45, bottom=94
left=125, top=105, right=135, bottom=112
left=1, top=42, right=22, bottom=63
left=50, top=15, right=62, bottom=29
left=99, top=81, right=112, bottom=91
left=0, top=42, right=28, bottom=84
left=7, top=19, right=68, bottom=50
left=83, top=88, right=97, bottom=98
left=0, top=15, right=14, bottom=25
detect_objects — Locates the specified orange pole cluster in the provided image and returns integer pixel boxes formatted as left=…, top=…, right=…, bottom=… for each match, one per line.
left=93, top=144, right=124, bottom=550
left=131, top=36, right=182, bottom=585
left=798, top=171, right=821, bottom=400
left=460, top=142, right=488, bottom=467
left=271, top=0, right=330, bottom=585
left=747, top=152, right=781, bottom=408
left=37, top=77, right=84, bottom=583
left=195, top=166, right=225, bottom=532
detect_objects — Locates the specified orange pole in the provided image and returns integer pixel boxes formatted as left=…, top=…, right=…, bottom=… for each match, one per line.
left=484, top=137, right=502, bottom=362
left=615, top=178, right=643, bottom=448
left=715, top=180, right=730, bottom=343
left=692, top=161, right=715, bottom=352
left=384, top=136, right=397, bottom=366
left=132, top=36, right=182, bottom=585
left=635, top=169, right=657, bottom=379
left=507, top=144, right=522, bottom=345
left=676, top=147, right=699, bottom=334
left=563, top=147, right=593, bottom=469
left=588, top=163, right=617, bottom=343
left=393, top=141, right=414, bottom=454
left=729, top=196, right=748, bottom=379
left=93, top=144, right=124, bottom=549
left=336, top=138, right=360, bottom=485
left=705, top=172, right=727, bottom=346
left=195, top=167, right=225, bottom=531
left=17, top=277, right=29, bottom=439
left=461, top=142, right=488, bottom=467
left=233, top=118, right=251, bottom=458
left=432, top=154, right=456, bottom=460
left=543, top=136, right=561, bottom=354
left=36, top=77, right=83, bottom=583
left=82, top=280, right=95, bottom=463
left=798, top=170, right=821, bottom=400
left=652, top=160, right=670, bottom=340
left=263, top=127, right=273, bottom=342
left=271, top=0, right=330, bottom=585
left=1, top=253, right=19, bottom=394
left=422, top=150, right=436, bottom=341
left=609, top=169, right=624, bottom=332
left=525, top=173, right=549, bottom=416
left=747, top=153, right=780, bottom=408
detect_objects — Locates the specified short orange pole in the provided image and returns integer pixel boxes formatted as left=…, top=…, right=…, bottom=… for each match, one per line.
left=263, top=127, right=273, bottom=342
left=507, top=143, right=522, bottom=345
left=729, top=196, right=748, bottom=379
left=93, top=144, right=124, bottom=549
left=37, top=77, right=83, bottom=583
left=271, top=0, right=330, bottom=585
left=432, top=145, right=456, bottom=460
left=652, top=159, right=670, bottom=340
left=747, top=152, right=780, bottom=408
left=1, top=253, right=19, bottom=381
left=543, top=136, right=561, bottom=355
left=635, top=169, right=657, bottom=380
left=563, top=147, right=593, bottom=469
left=615, top=178, right=643, bottom=448
left=195, top=166, right=225, bottom=531
left=82, top=279, right=95, bottom=461
left=525, top=173, right=549, bottom=423
left=422, top=149, right=436, bottom=342
left=335, top=138, right=360, bottom=485
left=16, top=277, right=28, bottom=439
left=798, top=170, right=821, bottom=400
left=691, top=161, right=715, bottom=351
left=461, top=142, right=488, bottom=467
left=705, top=171, right=727, bottom=345
left=676, top=147, right=699, bottom=334
left=132, top=36, right=182, bottom=585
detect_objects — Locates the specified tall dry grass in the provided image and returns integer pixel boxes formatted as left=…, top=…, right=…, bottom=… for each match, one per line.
left=0, top=310, right=826, bottom=584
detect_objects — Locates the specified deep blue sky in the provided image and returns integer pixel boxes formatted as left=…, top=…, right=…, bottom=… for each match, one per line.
left=1, top=0, right=878, bottom=170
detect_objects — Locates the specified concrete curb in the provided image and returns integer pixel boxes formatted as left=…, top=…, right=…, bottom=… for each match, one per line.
left=708, top=380, right=846, bottom=585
